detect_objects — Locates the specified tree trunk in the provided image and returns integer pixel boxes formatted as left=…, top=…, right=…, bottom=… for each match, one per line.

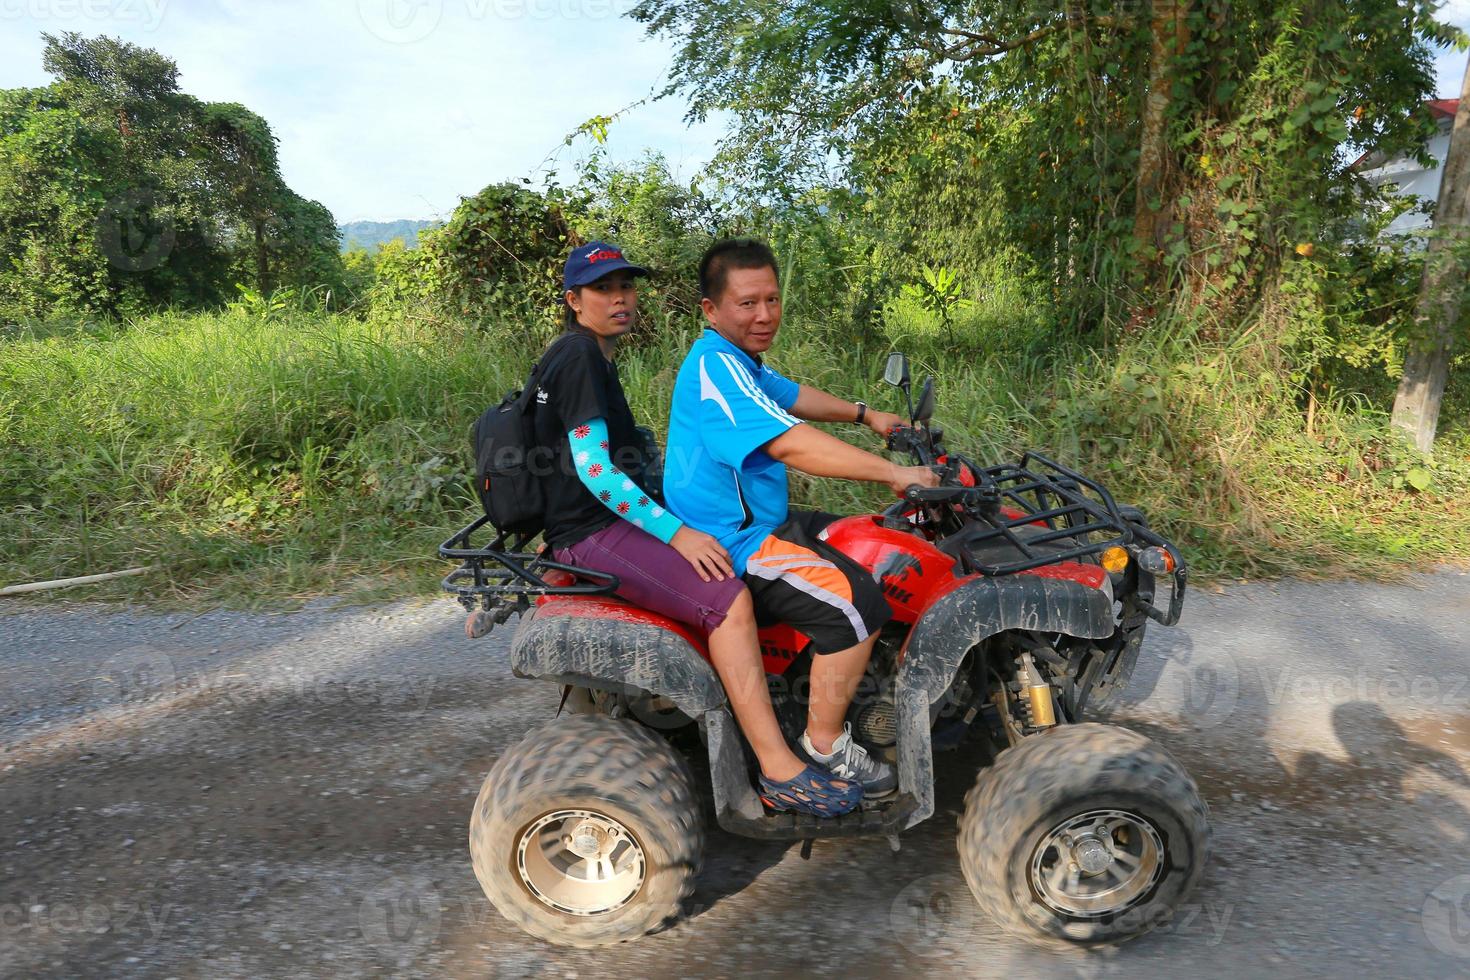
left=254, top=217, right=270, bottom=295
left=1391, top=57, right=1470, bottom=454
left=1131, top=0, right=1190, bottom=269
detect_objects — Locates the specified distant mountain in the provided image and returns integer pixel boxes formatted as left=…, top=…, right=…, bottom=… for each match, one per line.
left=338, top=219, right=439, bottom=252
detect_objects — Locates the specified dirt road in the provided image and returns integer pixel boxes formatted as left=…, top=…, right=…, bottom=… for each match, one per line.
left=3, top=570, right=1469, bottom=978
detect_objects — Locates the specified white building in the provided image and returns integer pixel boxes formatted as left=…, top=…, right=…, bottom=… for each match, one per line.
left=1354, top=99, right=1460, bottom=236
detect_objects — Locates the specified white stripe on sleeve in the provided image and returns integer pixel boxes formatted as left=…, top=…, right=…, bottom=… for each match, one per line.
left=717, top=352, right=799, bottom=427
left=699, top=355, right=737, bottom=426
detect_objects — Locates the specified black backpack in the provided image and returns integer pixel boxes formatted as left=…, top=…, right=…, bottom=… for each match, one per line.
left=471, top=363, right=547, bottom=536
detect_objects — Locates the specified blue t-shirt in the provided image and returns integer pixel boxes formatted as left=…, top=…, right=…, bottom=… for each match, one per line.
left=665, top=328, right=802, bottom=571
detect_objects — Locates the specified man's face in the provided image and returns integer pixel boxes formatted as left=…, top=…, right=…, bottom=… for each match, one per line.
left=701, top=265, right=782, bottom=356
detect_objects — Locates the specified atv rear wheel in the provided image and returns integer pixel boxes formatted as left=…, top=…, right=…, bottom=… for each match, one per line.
left=469, top=714, right=703, bottom=947
left=957, top=722, right=1208, bottom=949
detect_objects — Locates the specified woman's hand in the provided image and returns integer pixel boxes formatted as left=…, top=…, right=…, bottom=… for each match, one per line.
left=670, top=526, right=736, bottom=583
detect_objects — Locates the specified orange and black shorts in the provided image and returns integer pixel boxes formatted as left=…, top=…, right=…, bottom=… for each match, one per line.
left=743, top=510, right=892, bottom=654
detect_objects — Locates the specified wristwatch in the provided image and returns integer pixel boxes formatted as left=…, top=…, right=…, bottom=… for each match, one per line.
left=854, top=401, right=867, bottom=425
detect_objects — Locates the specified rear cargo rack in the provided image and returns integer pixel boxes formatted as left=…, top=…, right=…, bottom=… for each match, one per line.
left=439, top=515, right=619, bottom=612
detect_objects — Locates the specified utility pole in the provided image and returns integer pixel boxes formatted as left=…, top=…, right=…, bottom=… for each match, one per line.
left=1391, top=56, right=1470, bottom=453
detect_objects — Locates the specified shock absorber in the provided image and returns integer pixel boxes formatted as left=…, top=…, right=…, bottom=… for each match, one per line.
left=1020, top=650, right=1057, bottom=728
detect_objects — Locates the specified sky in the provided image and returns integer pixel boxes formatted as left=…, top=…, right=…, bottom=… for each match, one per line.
left=0, top=0, right=726, bottom=222
left=1, top=0, right=1468, bottom=225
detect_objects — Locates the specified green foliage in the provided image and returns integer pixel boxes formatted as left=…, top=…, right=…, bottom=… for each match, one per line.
left=562, top=153, right=719, bottom=324
left=0, top=33, right=341, bottom=320
left=897, top=264, right=973, bottom=340
left=633, top=0, right=1465, bottom=336
left=226, top=284, right=298, bottom=320
left=4, top=310, right=1467, bottom=603
left=338, top=246, right=378, bottom=309
left=387, top=182, right=576, bottom=336
left=3, top=17, right=1468, bottom=603
left=441, top=182, right=573, bottom=323
left=0, top=311, right=515, bottom=601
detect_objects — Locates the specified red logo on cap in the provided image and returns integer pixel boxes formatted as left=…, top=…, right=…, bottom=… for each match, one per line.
left=586, top=248, right=622, bottom=264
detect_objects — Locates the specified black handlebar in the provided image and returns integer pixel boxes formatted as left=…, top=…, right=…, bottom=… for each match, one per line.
left=903, top=483, right=995, bottom=506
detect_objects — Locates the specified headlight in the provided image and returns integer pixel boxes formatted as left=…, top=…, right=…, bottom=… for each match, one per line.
left=1138, top=547, right=1176, bottom=575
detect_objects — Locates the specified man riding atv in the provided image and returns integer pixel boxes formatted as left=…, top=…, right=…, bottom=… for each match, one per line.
left=665, top=238, right=939, bottom=815
left=443, top=241, right=1207, bottom=951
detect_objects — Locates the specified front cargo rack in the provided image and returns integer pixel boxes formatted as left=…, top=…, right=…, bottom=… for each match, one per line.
left=897, top=450, right=1186, bottom=625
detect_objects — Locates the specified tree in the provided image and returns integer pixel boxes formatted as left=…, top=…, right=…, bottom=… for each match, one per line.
left=0, top=33, right=341, bottom=319
left=632, top=0, right=1463, bottom=332
left=1391, top=56, right=1470, bottom=454
left=430, top=182, right=575, bottom=329
left=1130, top=0, right=1189, bottom=269
left=197, top=102, right=282, bottom=293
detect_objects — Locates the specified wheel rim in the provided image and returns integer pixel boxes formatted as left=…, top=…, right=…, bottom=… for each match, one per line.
left=1029, top=808, right=1165, bottom=918
left=515, top=809, right=646, bottom=916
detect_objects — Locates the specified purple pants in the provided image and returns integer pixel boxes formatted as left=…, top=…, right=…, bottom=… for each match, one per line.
left=554, top=520, right=745, bottom=635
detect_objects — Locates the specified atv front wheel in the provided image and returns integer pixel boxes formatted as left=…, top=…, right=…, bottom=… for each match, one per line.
left=957, top=722, right=1209, bottom=949
left=469, top=714, right=703, bottom=947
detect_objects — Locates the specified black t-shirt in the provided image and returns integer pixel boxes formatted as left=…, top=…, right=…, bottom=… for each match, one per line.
left=532, top=327, right=651, bottom=550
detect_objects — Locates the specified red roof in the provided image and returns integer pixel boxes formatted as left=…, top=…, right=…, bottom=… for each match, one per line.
left=1428, top=99, right=1461, bottom=120
left=1350, top=99, right=1461, bottom=170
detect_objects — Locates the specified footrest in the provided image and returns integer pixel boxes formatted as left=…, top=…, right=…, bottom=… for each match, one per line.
left=716, top=793, right=918, bottom=840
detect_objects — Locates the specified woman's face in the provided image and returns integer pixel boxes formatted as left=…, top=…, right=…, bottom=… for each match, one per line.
left=568, top=271, right=639, bottom=338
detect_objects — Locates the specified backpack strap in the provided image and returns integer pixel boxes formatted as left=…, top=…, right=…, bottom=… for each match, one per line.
left=521, top=330, right=599, bottom=414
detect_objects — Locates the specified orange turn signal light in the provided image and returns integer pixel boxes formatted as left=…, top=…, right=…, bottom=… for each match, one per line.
left=1101, top=546, right=1129, bottom=574
left=1139, top=547, right=1177, bottom=574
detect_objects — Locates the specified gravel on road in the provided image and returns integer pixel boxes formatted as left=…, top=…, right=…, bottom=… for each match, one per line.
left=2, top=570, right=1469, bottom=978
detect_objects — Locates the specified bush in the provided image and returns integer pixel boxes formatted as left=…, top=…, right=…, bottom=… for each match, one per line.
left=2, top=306, right=1468, bottom=603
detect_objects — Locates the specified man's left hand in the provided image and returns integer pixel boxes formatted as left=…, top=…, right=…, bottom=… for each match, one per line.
left=864, top=408, right=904, bottom=438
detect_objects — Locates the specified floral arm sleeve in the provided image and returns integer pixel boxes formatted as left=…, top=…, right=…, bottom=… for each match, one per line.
left=570, top=417, right=683, bottom=544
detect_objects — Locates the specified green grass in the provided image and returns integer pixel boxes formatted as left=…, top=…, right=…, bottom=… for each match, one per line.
left=2, top=306, right=1468, bottom=606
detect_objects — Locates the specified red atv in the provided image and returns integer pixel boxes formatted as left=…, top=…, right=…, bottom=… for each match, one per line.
left=441, top=352, right=1207, bottom=950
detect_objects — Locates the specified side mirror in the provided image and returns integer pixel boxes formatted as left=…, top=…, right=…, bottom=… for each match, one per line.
left=913, top=377, right=936, bottom=422
left=883, top=352, right=910, bottom=388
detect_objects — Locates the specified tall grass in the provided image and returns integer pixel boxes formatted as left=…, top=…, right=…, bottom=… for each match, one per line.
left=1, top=310, right=520, bottom=602
left=2, top=306, right=1467, bottom=604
